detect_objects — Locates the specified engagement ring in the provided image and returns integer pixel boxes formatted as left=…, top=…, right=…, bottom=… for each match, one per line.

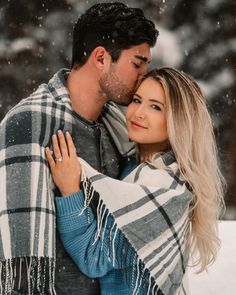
left=56, top=156, right=63, bottom=162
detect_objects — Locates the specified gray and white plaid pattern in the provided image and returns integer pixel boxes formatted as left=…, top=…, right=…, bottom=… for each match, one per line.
left=80, top=152, right=192, bottom=295
left=0, top=68, right=134, bottom=294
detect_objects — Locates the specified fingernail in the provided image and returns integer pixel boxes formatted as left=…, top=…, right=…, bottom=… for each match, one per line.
left=57, top=130, right=62, bottom=134
left=52, top=134, right=56, bottom=138
left=66, top=131, right=70, bottom=136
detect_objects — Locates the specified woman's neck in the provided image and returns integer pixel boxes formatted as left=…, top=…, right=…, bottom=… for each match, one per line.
left=138, top=143, right=168, bottom=162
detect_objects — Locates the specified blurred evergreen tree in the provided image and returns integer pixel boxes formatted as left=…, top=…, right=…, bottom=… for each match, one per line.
left=0, top=0, right=74, bottom=117
left=161, top=0, right=236, bottom=216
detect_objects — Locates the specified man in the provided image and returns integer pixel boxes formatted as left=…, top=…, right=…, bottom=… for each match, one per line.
left=0, top=2, right=158, bottom=294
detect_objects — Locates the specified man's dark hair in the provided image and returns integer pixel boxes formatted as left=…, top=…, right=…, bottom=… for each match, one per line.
left=71, top=2, right=159, bottom=68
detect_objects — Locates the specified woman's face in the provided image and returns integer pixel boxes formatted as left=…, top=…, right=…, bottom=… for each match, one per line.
left=126, top=77, right=168, bottom=152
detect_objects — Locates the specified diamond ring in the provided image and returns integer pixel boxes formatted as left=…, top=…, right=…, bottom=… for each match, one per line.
left=55, top=156, right=63, bottom=162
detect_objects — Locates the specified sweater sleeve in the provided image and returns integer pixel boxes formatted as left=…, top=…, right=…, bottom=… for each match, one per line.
left=55, top=191, right=133, bottom=278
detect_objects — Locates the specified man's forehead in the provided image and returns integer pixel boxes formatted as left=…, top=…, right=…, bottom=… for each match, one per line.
left=122, top=45, right=151, bottom=62
left=133, top=47, right=151, bottom=62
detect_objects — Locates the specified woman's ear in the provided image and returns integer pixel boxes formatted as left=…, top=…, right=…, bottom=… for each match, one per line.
left=91, top=46, right=111, bottom=70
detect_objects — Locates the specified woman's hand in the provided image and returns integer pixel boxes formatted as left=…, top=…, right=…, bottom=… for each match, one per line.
left=45, top=130, right=82, bottom=196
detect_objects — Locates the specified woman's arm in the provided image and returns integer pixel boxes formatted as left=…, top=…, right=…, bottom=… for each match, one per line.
left=55, top=190, right=132, bottom=278
left=45, top=132, right=133, bottom=278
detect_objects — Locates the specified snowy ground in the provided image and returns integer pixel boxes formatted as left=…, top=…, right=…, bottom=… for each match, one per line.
left=188, top=221, right=236, bottom=295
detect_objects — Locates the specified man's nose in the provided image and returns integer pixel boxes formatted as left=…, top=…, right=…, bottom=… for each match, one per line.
left=139, top=64, right=148, bottom=76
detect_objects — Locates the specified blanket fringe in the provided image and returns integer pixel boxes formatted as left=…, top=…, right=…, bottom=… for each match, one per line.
left=0, top=257, right=56, bottom=295
left=81, top=177, right=165, bottom=295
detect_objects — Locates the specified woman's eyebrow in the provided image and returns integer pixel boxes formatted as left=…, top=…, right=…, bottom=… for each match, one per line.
left=149, top=99, right=165, bottom=106
left=134, top=93, right=143, bottom=99
left=134, top=93, right=165, bottom=106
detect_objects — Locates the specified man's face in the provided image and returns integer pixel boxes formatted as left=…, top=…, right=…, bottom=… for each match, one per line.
left=99, top=43, right=151, bottom=106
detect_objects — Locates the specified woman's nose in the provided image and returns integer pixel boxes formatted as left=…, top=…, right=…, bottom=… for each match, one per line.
left=134, top=106, right=146, bottom=119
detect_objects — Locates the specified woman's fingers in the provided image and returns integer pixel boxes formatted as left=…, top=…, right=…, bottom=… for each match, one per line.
left=45, top=131, right=81, bottom=196
left=64, top=132, right=81, bottom=175
left=45, top=147, right=55, bottom=168
left=52, top=134, right=62, bottom=161
left=51, top=131, right=75, bottom=161
left=57, top=130, right=69, bottom=158
left=65, top=132, right=77, bottom=158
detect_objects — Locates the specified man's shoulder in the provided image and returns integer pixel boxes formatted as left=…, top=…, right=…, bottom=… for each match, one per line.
left=0, top=81, right=63, bottom=136
left=1, top=85, right=51, bottom=124
left=3, top=68, right=71, bottom=122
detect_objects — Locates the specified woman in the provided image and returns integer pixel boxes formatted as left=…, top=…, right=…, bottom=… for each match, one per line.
left=45, top=68, right=224, bottom=295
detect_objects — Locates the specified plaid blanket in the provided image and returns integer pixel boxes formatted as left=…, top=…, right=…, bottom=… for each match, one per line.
left=0, top=69, right=134, bottom=294
left=79, top=152, right=193, bottom=295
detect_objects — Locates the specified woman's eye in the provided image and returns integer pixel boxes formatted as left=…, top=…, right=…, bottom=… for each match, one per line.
left=132, top=97, right=141, bottom=103
left=151, top=104, right=161, bottom=111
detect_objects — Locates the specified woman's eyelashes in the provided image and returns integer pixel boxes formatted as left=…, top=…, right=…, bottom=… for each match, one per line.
left=132, top=96, right=141, bottom=103
left=132, top=96, right=162, bottom=111
left=150, top=104, right=162, bottom=111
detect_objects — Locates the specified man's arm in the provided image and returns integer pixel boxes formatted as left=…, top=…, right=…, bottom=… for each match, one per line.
left=0, top=108, right=56, bottom=294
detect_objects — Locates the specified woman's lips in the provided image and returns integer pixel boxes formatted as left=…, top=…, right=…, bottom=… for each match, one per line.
left=130, top=121, right=148, bottom=129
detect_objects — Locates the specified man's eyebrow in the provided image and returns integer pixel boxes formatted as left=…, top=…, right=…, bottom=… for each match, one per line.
left=134, top=55, right=151, bottom=64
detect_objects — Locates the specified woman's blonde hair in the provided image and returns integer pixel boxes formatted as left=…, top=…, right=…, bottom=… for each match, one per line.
left=139, top=67, right=225, bottom=272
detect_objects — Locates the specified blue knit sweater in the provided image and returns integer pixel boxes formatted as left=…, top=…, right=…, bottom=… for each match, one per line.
left=55, top=161, right=138, bottom=295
